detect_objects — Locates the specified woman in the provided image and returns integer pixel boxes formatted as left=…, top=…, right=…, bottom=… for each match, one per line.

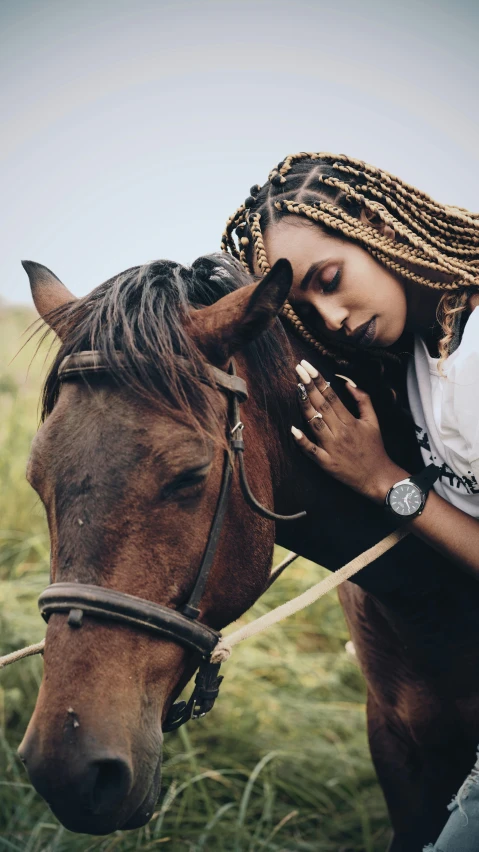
left=221, top=152, right=479, bottom=851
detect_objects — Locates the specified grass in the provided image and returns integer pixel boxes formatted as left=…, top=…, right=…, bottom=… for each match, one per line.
left=0, top=304, right=391, bottom=851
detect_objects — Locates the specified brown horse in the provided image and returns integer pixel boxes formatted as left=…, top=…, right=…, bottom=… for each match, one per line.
left=19, top=255, right=479, bottom=850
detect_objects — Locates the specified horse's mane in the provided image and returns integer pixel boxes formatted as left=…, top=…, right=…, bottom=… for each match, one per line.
left=41, top=253, right=292, bottom=427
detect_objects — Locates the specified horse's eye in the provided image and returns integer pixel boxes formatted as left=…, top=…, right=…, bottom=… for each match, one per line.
left=160, top=467, right=209, bottom=500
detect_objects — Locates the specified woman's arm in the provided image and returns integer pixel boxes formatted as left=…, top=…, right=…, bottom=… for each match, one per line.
left=365, top=460, right=479, bottom=578
left=292, top=362, right=479, bottom=577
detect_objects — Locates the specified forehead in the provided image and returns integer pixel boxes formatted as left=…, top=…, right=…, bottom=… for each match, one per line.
left=264, top=218, right=346, bottom=286
left=29, top=381, right=213, bottom=482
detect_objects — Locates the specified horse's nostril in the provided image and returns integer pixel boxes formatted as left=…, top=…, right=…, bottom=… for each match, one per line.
left=90, top=758, right=132, bottom=815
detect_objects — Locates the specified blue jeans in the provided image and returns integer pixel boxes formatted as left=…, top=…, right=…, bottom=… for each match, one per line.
left=423, top=750, right=479, bottom=851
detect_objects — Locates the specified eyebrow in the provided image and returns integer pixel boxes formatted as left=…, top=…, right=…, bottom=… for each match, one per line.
left=299, top=259, right=331, bottom=291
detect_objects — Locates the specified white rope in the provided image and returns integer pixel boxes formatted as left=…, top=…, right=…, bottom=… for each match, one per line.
left=0, top=638, right=45, bottom=669
left=211, top=529, right=408, bottom=663
left=265, top=550, right=298, bottom=588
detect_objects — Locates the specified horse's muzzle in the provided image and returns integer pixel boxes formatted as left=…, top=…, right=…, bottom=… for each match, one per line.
left=18, top=727, right=161, bottom=834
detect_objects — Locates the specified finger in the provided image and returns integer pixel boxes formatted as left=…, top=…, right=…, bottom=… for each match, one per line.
left=298, top=361, right=352, bottom=425
left=296, top=365, right=343, bottom=431
left=291, top=425, right=330, bottom=465
left=297, top=384, right=332, bottom=441
left=346, top=384, right=380, bottom=427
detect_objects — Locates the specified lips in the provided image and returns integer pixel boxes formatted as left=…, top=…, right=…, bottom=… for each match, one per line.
left=353, top=317, right=377, bottom=348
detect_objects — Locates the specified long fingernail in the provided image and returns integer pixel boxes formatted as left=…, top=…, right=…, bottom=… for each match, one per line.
left=297, top=383, right=308, bottom=401
left=335, top=373, right=358, bottom=388
left=300, top=359, right=319, bottom=379
left=295, top=364, right=311, bottom=384
left=291, top=426, right=303, bottom=439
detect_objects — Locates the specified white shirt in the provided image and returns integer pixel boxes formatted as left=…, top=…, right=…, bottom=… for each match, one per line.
left=406, top=307, right=479, bottom=518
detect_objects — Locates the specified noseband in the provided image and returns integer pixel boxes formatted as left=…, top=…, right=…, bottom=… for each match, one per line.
left=38, top=350, right=306, bottom=732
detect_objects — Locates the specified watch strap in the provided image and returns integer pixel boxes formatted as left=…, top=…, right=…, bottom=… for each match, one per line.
left=409, top=464, right=441, bottom=494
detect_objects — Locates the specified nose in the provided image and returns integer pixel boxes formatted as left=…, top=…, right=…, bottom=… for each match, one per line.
left=316, top=301, right=348, bottom=333
left=19, top=736, right=133, bottom=823
left=86, top=757, right=133, bottom=814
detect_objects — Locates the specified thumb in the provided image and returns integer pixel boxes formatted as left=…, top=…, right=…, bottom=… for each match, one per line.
left=347, top=385, right=380, bottom=427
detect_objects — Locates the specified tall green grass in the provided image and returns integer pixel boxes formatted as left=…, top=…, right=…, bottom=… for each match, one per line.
left=0, top=305, right=390, bottom=851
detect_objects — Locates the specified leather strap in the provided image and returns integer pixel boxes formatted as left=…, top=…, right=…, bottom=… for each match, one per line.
left=58, top=351, right=248, bottom=403
left=162, top=660, right=223, bottom=732
left=209, top=365, right=248, bottom=402
left=58, top=351, right=109, bottom=376
left=410, top=464, right=441, bottom=493
left=39, top=583, right=220, bottom=656
left=182, top=453, right=233, bottom=619
left=229, top=380, right=307, bottom=523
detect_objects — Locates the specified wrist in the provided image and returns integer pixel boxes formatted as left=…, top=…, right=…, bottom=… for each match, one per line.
left=366, top=463, right=410, bottom=506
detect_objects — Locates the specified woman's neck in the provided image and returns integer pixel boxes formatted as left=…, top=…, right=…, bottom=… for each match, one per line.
left=404, top=281, right=442, bottom=335
left=404, top=282, right=443, bottom=356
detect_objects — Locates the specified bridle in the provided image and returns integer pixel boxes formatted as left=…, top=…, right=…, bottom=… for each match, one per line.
left=38, top=350, right=306, bottom=732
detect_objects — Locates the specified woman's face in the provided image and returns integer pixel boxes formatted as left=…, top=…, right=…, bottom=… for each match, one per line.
left=263, top=217, right=408, bottom=350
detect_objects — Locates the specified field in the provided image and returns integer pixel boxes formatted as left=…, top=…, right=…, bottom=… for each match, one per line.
left=0, top=304, right=391, bottom=851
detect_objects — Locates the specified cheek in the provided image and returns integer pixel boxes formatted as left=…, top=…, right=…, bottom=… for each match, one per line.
left=379, top=280, right=406, bottom=316
left=376, top=277, right=408, bottom=342
left=382, top=279, right=407, bottom=318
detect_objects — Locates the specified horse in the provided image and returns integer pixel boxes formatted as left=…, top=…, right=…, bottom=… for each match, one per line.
left=18, top=254, right=479, bottom=850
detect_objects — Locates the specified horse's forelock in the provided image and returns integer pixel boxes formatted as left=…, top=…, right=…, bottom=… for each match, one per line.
left=39, top=254, right=292, bottom=426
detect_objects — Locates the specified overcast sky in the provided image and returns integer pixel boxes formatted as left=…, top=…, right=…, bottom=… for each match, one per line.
left=2, top=0, right=478, bottom=305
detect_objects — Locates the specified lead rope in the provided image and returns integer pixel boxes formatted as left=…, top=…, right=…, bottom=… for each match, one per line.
left=210, top=528, right=408, bottom=664
left=0, top=639, right=45, bottom=669
left=0, top=529, right=407, bottom=672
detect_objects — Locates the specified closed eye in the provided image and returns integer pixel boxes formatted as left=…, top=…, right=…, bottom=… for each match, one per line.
left=160, top=465, right=211, bottom=500
left=321, top=269, right=341, bottom=294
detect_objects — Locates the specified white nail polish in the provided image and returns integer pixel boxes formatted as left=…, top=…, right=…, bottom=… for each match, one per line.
left=335, top=373, right=358, bottom=388
left=295, top=364, right=311, bottom=384
left=291, top=426, right=303, bottom=439
left=300, top=359, right=319, bottom=379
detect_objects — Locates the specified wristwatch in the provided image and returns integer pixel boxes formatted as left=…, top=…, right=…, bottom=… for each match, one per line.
left=385, top=464, right=441, bottom=520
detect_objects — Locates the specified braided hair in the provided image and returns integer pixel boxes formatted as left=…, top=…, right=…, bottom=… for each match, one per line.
left=221, top=153, right=479, bottom=368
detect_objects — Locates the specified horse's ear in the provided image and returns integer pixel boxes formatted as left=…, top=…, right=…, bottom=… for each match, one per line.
left=191, top=259, right=293, bottom=364
left=22, top=261, right=77, bottom=339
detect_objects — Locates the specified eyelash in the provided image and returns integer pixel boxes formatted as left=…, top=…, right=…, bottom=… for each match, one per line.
left=322, top=269, right=341, bottom=294
left=160, top=469, right=208, bottom=500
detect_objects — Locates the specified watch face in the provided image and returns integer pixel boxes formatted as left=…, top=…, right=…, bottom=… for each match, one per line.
left=389, top=483, right=423, bottom=516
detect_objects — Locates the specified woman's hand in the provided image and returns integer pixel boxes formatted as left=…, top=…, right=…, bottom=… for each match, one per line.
left=291, top=360, right=406, bottom=503
left=291, top=360, right=479, bottom=577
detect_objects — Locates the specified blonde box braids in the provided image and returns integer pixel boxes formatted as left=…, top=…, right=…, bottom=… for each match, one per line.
left=221, top=152, right=479, bottom=368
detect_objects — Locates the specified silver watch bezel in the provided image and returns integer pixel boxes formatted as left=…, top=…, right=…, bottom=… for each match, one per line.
left=385, top=477, right=427, bottom=519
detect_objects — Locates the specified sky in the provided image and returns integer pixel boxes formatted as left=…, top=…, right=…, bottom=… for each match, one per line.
left=1, top=0, right=478, bottom=305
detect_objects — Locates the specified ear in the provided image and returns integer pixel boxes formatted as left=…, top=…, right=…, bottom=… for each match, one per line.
left=22, top=261, right=77, bottom=338
left=190, top=258, right=293, bottom=364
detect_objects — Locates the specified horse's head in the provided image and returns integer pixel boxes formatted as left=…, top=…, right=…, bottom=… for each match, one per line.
left=18, top=255, right=293, bottom=834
